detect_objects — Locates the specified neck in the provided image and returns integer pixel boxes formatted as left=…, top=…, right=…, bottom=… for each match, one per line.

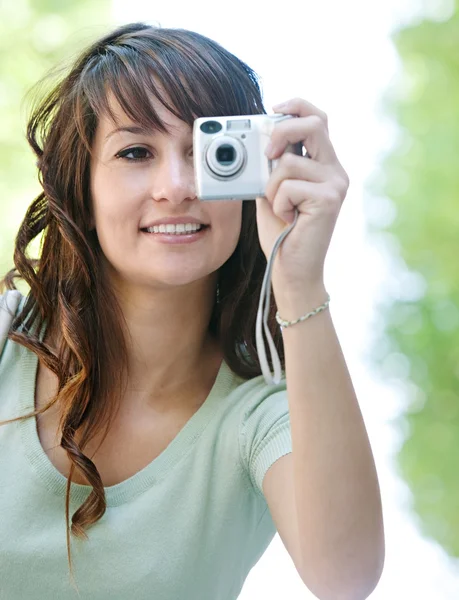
left=110, top=273, right=221, bottom=411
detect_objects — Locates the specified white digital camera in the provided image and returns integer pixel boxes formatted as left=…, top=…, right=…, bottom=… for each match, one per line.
left=193, top=114, right=303, bottom=201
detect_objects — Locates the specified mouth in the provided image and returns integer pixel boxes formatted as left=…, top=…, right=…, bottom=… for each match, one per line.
left=140, top=223, right=209, bottom=235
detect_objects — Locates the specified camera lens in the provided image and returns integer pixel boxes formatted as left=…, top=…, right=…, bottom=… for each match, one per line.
left=200, top=120, right=223, bottom=134
left=205, top=135, right=245, bottom=178
left=216, top=144, right=235, bottom=165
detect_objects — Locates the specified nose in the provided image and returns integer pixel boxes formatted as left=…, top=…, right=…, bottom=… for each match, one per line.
left=150, top=153, right=196, bottom=205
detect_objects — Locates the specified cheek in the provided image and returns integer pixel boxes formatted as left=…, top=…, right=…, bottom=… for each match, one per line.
left=91, top=167, right=144, bottom=226
left=210, top=202, right=243, bottom=257
left=91, top=166, right=115, bottom=224
left=212, top=202, right=243, bottom=236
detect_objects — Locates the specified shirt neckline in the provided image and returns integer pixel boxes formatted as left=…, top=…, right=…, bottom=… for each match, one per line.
left=18, top=343, right=236, bottom=507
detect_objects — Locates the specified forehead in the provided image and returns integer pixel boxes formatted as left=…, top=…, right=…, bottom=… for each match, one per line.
left=96, top=92, right=191, bottom=139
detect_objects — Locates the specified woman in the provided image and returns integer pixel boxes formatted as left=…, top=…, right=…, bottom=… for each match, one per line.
left=0, top=22, right=384, bottom=600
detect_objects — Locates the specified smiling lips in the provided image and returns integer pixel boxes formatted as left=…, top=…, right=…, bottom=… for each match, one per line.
left=144, top=223, right=204, bottom=234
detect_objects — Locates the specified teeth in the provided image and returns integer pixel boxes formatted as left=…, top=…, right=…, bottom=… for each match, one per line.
left=145, top=223, right=203, bottom=234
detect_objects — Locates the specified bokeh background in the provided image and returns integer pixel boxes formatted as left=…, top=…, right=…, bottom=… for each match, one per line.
left=1, top=0, right=459, bottom=597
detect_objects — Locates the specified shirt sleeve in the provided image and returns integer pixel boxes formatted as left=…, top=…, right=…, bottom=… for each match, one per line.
left=239, top=379, right=292, bottom=496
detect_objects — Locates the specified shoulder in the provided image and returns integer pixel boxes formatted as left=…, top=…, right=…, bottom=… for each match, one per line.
left=0, top=290, right=23, bottom=315
left=0, top=291, right=29, bottom=417
left=235, top=374, right=289, bottom=431
left=222, top=368, right=289, bottom=427
left=0, top=291, right=24, bottom=352
left=0, top=290, right=29, bottom=373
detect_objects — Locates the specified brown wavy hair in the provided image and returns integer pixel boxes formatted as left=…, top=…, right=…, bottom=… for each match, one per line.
left=0, top=22, right=285, bottom=585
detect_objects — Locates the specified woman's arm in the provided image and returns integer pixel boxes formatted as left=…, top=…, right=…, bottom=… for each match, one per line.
left=255, top=97, right=385, bottom=600
left=263, top=284, right=384, bottom=600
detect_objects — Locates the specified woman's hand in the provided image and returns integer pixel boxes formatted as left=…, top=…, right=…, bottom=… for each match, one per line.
left=255, top=97, right=349, bottom=299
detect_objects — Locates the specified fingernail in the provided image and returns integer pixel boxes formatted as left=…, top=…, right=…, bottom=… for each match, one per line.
left=265, top=142, right=275, bottom=157
left=273, top=102, right=287, bottom=111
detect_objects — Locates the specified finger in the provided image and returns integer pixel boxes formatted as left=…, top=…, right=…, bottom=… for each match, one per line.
left=273, top=97, right=328, bottom=131
left=269, top=179, right=344, bottom=225
left=267, top=115, right=337, bottom=165
left=265, top=152, right=331, bottom=202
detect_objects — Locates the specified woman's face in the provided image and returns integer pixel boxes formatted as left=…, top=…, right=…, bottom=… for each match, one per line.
left=90, top=96, right=243, bottom=291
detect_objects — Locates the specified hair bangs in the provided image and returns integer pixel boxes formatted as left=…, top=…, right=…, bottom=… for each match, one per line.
left=80, top=50, right=170, bottom=135
left=78, top=30, right=265, bottom=139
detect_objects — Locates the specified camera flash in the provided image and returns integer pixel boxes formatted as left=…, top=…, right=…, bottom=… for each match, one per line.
left=227, top=119, right=251, bottom=131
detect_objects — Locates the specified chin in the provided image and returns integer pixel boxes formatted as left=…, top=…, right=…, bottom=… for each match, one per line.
left=139, top=269, right=217, bottom=291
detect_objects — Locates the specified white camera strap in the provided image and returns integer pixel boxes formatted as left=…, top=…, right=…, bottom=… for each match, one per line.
left=255, top=208, right=299, bottom=385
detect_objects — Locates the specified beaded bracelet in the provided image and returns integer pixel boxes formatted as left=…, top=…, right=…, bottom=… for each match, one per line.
left=275, top=294, right=331, bottom=329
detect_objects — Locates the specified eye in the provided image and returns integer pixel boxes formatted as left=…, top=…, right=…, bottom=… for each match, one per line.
left=115, top=146, right=152, bottom=161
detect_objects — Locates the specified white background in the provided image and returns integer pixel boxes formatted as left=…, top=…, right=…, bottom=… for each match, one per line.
left=111, top=1, right=459, bottom=597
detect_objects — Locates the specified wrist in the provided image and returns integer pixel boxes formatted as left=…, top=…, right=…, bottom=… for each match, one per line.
left=274, top=282, right=328, bottom=320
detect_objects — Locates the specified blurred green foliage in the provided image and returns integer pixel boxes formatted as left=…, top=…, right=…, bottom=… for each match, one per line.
left=369, top=3, right=459, bottom=557
left=0, top=0, right=111, bottom=280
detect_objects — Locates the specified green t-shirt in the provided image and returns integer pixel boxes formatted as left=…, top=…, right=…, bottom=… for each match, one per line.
left=0, top=304, right=292, bottom=600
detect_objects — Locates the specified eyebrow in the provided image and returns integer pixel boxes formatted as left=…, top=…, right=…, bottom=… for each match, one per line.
left=104, top=125, right=152, bottom=141
left=104, top=123, right=193, bottom=142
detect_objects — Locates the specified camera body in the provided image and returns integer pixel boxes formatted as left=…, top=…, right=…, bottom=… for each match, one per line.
left=193, top=114, right=302, bottom=201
